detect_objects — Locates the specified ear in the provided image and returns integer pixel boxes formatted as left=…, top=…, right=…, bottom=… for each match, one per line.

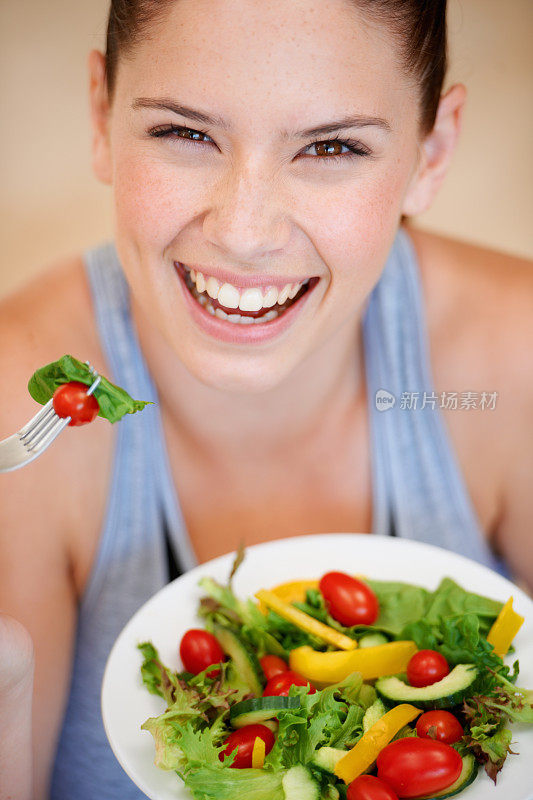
left=88, top=50, right=113, bottom=185
left=402, top=83, right=466, bottom=216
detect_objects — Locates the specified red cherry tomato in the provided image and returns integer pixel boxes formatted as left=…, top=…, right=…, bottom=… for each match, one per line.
left=52, top=382, right=99, bottom=426
left=260, top=654, right=288, bottom=681
left=220, top=724, right=275, bottom=768
left=377, top=738, right=463, bottom=798
left=263, top=670, right=316, bottom=696
left=319, top=572, right=379, bottom=626
left=416, top=710, right=464, bottom=745
left=179, top=629, right=225, bottom=675
left=407, top=650, right=450, bottom=687
left=347, top=774, right=399, bottom=800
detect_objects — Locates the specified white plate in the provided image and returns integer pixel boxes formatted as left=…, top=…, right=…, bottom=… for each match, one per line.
left=102, top=533, right=533, bottom=800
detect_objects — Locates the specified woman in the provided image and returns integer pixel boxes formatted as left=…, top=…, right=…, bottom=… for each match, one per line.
left=0, top=0, right=532, bottom=797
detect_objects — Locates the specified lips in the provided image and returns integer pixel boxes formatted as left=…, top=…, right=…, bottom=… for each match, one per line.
left=174, top=261, right=320, bottom=344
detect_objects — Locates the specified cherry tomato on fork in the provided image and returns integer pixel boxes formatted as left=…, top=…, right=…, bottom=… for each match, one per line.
left=347, top=774, right=399, bottom=800
left=179, top=629, right=225, bottom=675
left=220, top=724, right=275, bottom=768
left=407, top=650, right=450, bottom=687
left=319, top=571, right=379, bottom=626
left=263, top=670, right=316, bottom=696
left=260, top=654, right=288, bottom=680
left=416, top=710, right=464, bottom=745
left=52, top=382, right=99, bottom=426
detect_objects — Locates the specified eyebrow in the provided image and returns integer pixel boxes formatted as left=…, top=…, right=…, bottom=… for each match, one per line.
left=132, top=97, right=392, bottom=137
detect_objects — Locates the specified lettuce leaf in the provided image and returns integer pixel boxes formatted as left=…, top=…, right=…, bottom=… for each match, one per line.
left=184, top=766, right=285, bottom=800
left=267, top=672, right=369, bottom=771
left=138, top=641, right=250, bottom=771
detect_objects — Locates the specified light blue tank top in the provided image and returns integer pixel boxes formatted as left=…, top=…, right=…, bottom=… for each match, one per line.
left=50, top=228, right=504, bottom=798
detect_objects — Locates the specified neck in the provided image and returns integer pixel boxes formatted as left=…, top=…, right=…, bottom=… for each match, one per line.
left=132, top=300, right=366, bottom=457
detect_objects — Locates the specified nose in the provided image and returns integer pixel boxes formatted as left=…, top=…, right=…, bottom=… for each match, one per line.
left=202, top=161, right=292, bottom=265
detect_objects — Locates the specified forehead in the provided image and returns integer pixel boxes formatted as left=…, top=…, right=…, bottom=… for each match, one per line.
left=118, top=0, right=415, bottom=130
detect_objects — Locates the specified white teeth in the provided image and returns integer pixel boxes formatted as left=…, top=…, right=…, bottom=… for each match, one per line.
left=184, top=264, right=309, bottom=317
left=196, top=271, right=206, bottom=293
left=288, top=283, right=301, bottom=300
left=239, top=287, right=264, bottom=312
left=277, top=283, right=292, bottom=305
left=217, top=283, right=240, bottom=309
left=206, top=276, right=220, bottom=299
left=263, top=287, right=279, bottom=308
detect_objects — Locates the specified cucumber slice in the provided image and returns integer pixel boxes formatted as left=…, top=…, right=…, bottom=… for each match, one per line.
left=375, top=664, right=478, bottom=710
left=415, top=755, right=478, bottom=799
left=230, top=696, right=300, bottom=728
left=261, top=718, right=279, bottom=733
left=359, top=633, right=388, bottom=648
left=362, top=698, right=386, bottom=732
left=311, top=746, right=347, bottom=774
left=282, top=765, right=320, bottom=799
left=213, top=625, right=263, bottom=696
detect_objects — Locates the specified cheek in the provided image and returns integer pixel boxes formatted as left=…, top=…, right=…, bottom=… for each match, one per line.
left=112, top=141, right=203, bottom=247
left=303, top=158, right=412, bottom=301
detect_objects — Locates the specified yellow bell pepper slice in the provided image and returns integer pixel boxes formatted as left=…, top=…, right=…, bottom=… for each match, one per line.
left=257, top=580, right=320, bottom=613
left=251, top=736, right=266, bottom=769
left=487, top=597, right=524, bottom=657
left=289, top=641, right=417, bottom=685
left=334, top=703, right=421, bottom=783
left=255, top=590, right=357, bottom=651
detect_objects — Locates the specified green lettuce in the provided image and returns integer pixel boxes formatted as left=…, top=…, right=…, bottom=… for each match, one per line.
left=28, top=354, right=152, bottom=423
left=138, top=641, right=251, bottom=772
left=267, top=673, right=371, bottom=771
left=184, top=766, right=285, bottom=800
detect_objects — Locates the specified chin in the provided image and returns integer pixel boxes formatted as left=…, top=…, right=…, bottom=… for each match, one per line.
left=186, top=353, right=296, bottom=395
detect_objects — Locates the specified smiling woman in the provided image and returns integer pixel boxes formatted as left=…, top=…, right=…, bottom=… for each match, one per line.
left=0, top=1, right=532, bottom=799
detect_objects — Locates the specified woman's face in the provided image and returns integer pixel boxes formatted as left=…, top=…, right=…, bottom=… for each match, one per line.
left=98, top=0, right=423, bottom=393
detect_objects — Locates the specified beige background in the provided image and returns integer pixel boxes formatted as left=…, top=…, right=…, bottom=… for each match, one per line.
left=0, top=0, right=532, bottom=299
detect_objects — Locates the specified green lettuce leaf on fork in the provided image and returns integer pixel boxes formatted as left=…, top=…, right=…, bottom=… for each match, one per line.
left=28, top=354, right=152, bottom=423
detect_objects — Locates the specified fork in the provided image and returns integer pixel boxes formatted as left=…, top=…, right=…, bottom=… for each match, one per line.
left=0, top=362, right=101, bottom=474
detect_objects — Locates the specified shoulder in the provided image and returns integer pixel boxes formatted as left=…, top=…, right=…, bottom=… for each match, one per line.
left=408, top=227, right=533, bottom=585
left=0, top=253, right=115, bottom=592
left=408, top=226, right=533, bottom=395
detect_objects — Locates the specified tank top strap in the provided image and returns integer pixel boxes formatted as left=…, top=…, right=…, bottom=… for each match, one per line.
left=82, top=243, right=197, bottom=609
left=363, top=228, right=504, bottom=573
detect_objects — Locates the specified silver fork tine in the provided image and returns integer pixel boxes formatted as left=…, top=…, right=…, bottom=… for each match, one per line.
left=18, top=398, right=55, bottom=438
left=25, top=410, right=69, bottom=450
left=28, top=414, right=70, bottom=455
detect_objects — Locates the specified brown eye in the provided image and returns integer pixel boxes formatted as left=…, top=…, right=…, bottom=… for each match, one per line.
left=303, top=138, right=372, bottom=162
left=313, top=140, right=346, bottom=157
left=149, top=124, right=213, bottom=143
left=175, top=128, right=209, bottom=141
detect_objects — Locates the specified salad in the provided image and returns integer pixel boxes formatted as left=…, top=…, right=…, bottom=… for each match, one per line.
left=138, top=549, right=533, bottom=800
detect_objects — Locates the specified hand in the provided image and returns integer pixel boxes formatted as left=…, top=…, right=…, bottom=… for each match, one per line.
left=0, top=614, right=34, bottom=800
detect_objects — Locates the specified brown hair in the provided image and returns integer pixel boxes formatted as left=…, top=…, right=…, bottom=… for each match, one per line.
left=105, top=0, right=447, bottom=134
